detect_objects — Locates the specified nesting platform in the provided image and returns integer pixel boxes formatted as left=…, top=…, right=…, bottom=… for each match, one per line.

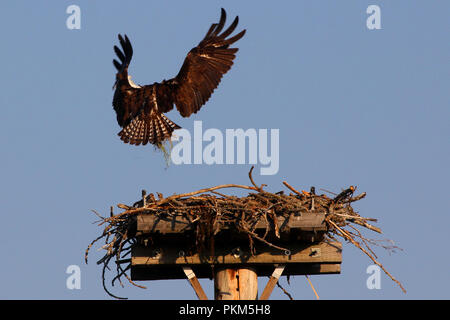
left=85, top=173, right=395, bottom=299
left=130, top=211, right=342, bottom=281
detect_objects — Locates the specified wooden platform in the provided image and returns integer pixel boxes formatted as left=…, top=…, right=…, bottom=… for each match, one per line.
left=130, top=211, right=342, bottom=281
left=131, top=241, right=342, bottom=280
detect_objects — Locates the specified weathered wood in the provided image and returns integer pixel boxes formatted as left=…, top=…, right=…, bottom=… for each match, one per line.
left=182, top=267, right=208, bottom=300
left=132, top=241, right=342, bottom=266
left=259, top=265, right=285, bottom=300
left=214, top=267, right=258, bottom=300
left=214, top=268, right=238, bottom=300
left=136, top=212, right=327, bottom=235
left=130, top=241, right=341, bottom=281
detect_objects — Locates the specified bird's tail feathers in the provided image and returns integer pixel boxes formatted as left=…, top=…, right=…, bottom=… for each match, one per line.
left=118, top=113, right=181, bottom=146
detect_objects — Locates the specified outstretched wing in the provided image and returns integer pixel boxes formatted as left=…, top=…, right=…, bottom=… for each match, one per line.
left=169, top=8, right=246, bottom=117
left=113, top=34, right=133, bottom=80
left=112, top=34, right=138, bottom=127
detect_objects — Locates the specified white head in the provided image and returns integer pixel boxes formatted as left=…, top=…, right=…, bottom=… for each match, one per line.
left=128, top=75, right=141, bottom=88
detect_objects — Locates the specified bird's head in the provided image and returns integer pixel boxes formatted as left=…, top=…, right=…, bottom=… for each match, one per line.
left=127, top=75, right=141, bottom=88
left=113, top=75, right=141, bottom=90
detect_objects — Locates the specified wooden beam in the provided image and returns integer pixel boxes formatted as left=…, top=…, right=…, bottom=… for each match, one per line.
left=132, top=241, right=342, bottom=266
left=259, top=265, right=285, bottom=300
left=136, top=212, right=327, bottom=235
left=182, top=266, right=208, bottom=300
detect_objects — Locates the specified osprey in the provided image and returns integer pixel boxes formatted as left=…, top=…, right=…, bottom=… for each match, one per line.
left=112, top=8, right=246, bottom=146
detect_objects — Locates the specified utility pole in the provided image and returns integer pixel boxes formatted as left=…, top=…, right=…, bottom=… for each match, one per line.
left=214, top=267, right=258, bottom=300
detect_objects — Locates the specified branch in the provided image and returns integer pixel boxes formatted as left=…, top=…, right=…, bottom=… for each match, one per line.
left=327, top=218, right=406, bottom=293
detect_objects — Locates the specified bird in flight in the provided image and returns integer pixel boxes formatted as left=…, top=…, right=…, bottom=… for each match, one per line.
left=112, top=8, right=246, bottom=146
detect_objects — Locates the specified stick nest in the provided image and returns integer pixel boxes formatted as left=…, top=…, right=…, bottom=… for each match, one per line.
left=85, top=167, right=405, bottom=299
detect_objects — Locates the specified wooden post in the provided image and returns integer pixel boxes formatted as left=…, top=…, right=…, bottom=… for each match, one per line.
left=260, top=265, right=285, bottom=300
left=182, top=267, right=208, bottom=300
left=214, top=267, right=258, bottom=300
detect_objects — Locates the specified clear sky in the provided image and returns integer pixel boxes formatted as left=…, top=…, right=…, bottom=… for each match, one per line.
left=0, top=0, right=449, bottom=299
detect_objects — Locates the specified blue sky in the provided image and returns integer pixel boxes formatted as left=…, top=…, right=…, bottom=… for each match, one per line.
left=0, top=0, right=449, bottom=299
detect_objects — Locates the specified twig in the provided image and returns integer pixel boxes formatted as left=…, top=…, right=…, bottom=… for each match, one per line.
left=248, top=166, right=266, bottom=191
left=282, top=181, right=302, bottom=197
left=275, top=278, right=293, bottom=300
left=305, top=275, right=319, bottom=300
left=327, top=218, right=406, bottom=293
left=332, top=213, right=377, bottom=222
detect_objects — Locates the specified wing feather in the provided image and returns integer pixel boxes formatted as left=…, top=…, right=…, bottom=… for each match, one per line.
left=112, top=34, right=141, bottom=127
left=114, top=45, right=126, bottom=64
left=169, top=8, right=246, bottom=117
left=210, top=8, right=226, bottom=36
left=218, top=16, right=239, bottom=39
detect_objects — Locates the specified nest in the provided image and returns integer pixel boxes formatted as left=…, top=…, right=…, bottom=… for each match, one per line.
left=85, top=167, right=405, bottom=299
